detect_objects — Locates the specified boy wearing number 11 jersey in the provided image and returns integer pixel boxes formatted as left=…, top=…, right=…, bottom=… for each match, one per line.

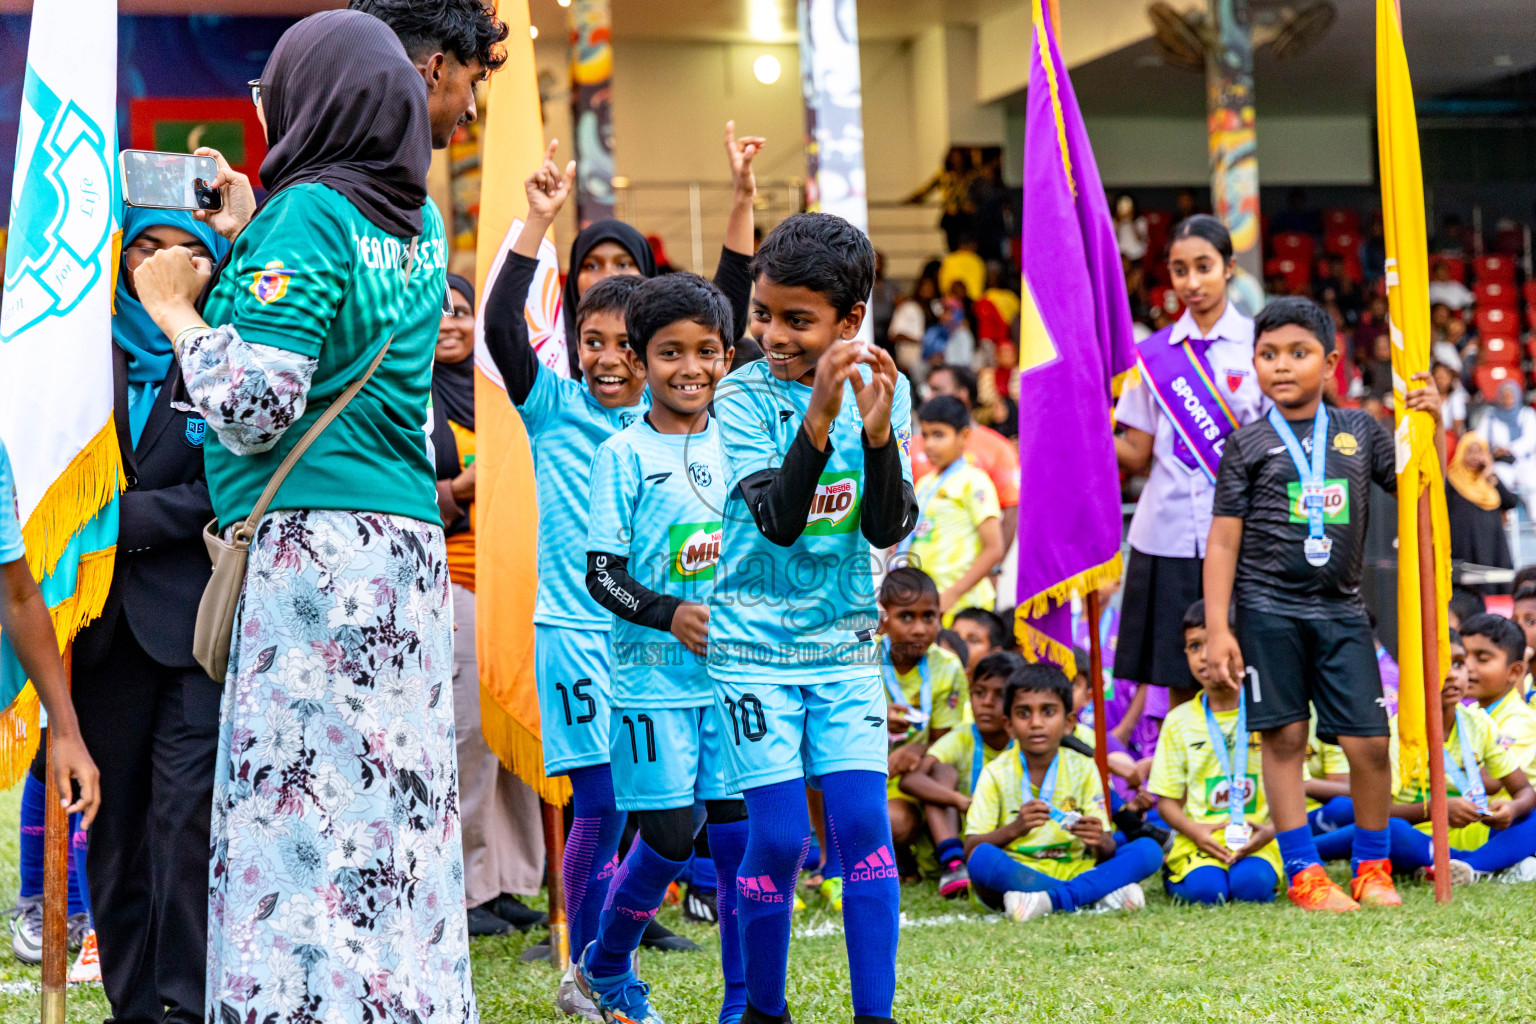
left=581, top=273, right=746, bottom=1024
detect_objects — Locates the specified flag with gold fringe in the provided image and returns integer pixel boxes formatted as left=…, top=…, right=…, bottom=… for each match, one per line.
left=0, top=0, right=121, bottom=789
left=1379, top=0, right=1450, bottom=791
left=1013, top=0, right=1137, bottom=675
left=472, top=0, right=572, bottom=805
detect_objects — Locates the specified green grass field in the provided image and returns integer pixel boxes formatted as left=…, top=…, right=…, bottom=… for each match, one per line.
left=0, top=777, right=1530, bottom=1024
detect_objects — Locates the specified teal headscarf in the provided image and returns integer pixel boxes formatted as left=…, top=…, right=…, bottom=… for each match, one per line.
left=114, top=205, right=227, bottom=444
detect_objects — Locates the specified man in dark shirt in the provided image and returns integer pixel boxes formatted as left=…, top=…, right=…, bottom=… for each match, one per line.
left=1203, top=297, right=1444, bottom=914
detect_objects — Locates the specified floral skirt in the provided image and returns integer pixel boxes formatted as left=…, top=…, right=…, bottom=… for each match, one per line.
left=207, top=510, right=474, bottom=1024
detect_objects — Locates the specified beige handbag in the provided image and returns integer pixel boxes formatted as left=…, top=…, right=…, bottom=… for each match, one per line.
left=193, top=239, right=419, bottom=681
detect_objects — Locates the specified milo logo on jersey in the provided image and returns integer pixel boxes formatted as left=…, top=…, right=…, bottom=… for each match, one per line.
left=668, top=521, right=723, bottom=583
left=1204, top=774, right=1260, bottom=814
left=804, top=470, right=861, bottom=535
left=1285, top=479, right=1350, bottom=524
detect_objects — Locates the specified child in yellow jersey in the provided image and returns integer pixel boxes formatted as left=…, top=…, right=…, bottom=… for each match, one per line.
left=1371, top=623, right=1536, bottom=884
left=880, top=569, right=969, bottom=864
left=964, top=664, right=1163, bottom=920
left=1462, top=614, right=1536, bottom=778
left=900, top=652, right=1021, bottom=898
left=901, top=396, right=1003, bottom=624
left=1510, top=582, right=1536, bottom=700
left=1148, top=601, right=1281, bottom=903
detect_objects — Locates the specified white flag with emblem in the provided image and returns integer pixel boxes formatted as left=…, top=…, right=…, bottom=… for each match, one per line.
left=0, top=0, right=121, bottom=783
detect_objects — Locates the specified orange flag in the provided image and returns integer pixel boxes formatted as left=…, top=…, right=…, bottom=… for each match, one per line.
left=473, top=0, right=571, bottom=805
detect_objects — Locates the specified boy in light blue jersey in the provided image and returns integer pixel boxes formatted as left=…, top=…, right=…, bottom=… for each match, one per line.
left=576, top=272, right=747, bottom=1024
left=710, top=213, right=918, bottom=1024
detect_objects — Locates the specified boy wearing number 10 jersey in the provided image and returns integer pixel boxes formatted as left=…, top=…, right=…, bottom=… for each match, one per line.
left=581, top=273, right=747, bottom=1024
left=709, top=214, right=918, bottom=1024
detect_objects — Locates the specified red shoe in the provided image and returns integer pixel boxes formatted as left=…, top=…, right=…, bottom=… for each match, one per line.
left=1350, top=858, right=1402, bottom=906
left=1287, top=864, right=1359, bottom=913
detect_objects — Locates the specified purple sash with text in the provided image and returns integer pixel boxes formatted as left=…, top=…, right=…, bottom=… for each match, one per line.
left=1133, top=327, right=1242, bottom=482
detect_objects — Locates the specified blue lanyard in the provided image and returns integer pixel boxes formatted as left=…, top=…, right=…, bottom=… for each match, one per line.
left=970, top=725, right=989, bottom=792
left=1444, top=705, right=1489, bottom=813
left=1202, top=692, right=1249, bottom=826
left=1267, top=405, right=1331, bottom=564
left=881, top=638, right=932, bottom=729
left=1487, top=693, right=1510, bottom=719
left=1020, top=749, right=1075, bottom=825
left=897, top=458, right=966, bottom=555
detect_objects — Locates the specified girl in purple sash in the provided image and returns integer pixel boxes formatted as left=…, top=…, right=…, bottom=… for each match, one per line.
left=1111, top=217, right=1268, bottom=756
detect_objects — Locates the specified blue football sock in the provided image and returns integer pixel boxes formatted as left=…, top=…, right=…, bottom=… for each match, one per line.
left=68, top=815, right=88, bottom=919
left=966, top=842, right=1059, bottom=897
left=563, top=764, right=626, bottom=960
left=588, top=837, right=687, bottom=978
left=1387, top=817, right=1434, bottom=870
left=935, top=837, right=964, bottom=869
left=1351, top=826, right=1390, bottom=873
left=1314, top=824, right=1355, bottom=862
left=819, top=801, right=842, bottom=881
left=708, top=819, right=750, bottom=1024
left=1165, top=865, right=1230, bottom=904
left=1046, top=837, right=1163, bottom=913
left=1458, top=810, right=1536, bottom=873
left=737, top=780, right=811, bottom=1017
left=1275, top=825, right=1323, bottom=880
left=822, top=771, right=899, bottom=1019
left=18, top=772, right=44, bottom=899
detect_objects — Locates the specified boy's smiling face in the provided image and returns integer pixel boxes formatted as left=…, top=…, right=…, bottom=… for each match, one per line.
left=578, top=310, right=645, bottom=409
left=1254, top=324, right=1339, bottom=411
left=883, top=592, right=941, bottom=665
left=750, top=276, right=863, bottom=385
left=1463, top=632, right=1523, bottom=705
left=643, top=319, right=732, bottom=420
left=1007, top=687, right=1071, bottom=757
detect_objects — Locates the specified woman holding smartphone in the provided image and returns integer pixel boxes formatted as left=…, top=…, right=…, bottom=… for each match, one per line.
left=132, top=12, right=473, bottom=1024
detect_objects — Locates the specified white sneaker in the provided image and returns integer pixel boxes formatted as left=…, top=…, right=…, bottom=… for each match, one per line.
left=1092, top=882, right=1146, bottom=913
left=555, top=962, right=602, bottom=1021
left=67, top=931, right=100, bottom=984
left=1495, top=856, right=1536, bottom=884
left=1002, top=890, right=1052, bottom=922
left=1448, top=859, right=1477, bottom=886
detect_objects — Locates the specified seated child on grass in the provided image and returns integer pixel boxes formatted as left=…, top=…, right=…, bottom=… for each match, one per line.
left=951, top=607, right=1009, bottom=676
left=1148, top=600, right=1281, bottom=904
left=899, top=651, right=1023, bottom=898
left=1510, top=582, right=1536, bottom=696
left=1306, top=720, right=1354, bottom=836
left=881, top=568, right=969, bottom=866
left=964, top=664, right=1163, bottom=920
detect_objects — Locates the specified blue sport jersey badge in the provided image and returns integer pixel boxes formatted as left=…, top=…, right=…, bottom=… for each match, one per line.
left=184, top=418, right=206, bottom=448
left=250, top=261, right=294, bottom=304
left=0, top=76, right=113, bottom=341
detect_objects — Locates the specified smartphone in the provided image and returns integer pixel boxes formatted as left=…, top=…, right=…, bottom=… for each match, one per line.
left=119, top=150, right=222, bottom=212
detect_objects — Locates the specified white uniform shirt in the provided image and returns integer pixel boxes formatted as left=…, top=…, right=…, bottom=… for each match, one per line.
left=1116, top=303, right=1268, bottom=558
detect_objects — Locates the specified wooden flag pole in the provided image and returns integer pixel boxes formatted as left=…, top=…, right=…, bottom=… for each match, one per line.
left=1417, top=490, right=1452, bottom=903
left=542, top=802, right=569, bottom=970
left=1085, top=591, right=1113, bottom=815
left=40, top=647, right=70, bottom=1024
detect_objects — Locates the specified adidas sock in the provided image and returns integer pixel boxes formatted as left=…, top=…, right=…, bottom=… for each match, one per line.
left=708, top=819, right=750, bottom=1024
left=935, top=837, right=964, bottom=869
left=1276, top=825, right=1324, bottom=881
left=18, top=772, right=44, bottom=899
left=820, top=801, right=843, bottom=881
left=69, top=814, right=88, bottom=920
left=563, top=764, right=626, bottom=960
left=1351, top=826, right=1390, bottom=874
left=737, top=779, right=811, bottom=1017
left=589, top=837, right=688, bottom=978
left=822, top=770, right=899, bottom=1019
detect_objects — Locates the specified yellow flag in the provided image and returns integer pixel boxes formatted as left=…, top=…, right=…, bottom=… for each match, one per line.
left=1379, top=0, right=1450, bottom=791
left=472, top=0, right=572, bottom=805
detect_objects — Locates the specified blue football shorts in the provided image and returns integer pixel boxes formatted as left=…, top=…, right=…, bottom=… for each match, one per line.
left=609, top=704, right=739, bottom=811
left=534, top=624, right=613, bottom=776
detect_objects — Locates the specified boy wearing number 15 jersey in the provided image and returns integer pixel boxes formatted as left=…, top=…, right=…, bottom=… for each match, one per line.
left=710, top=214, right=917, bottom=1024
left=581, top=274, right=748, bottom=1024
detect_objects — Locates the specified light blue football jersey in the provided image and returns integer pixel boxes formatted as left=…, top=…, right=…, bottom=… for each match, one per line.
left=520, top=370, right=649, bottom=629
left=708, top=358, right=914, bottom=686
left=587, top=416, right=725, bottom=707
left=0, top=440, right=26, bottom=564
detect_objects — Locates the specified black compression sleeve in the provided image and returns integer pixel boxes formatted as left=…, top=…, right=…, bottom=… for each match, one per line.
left=1061, top=734, right=1095, bottom=759
left=585, top=552, right=682, bottom=633
left=736, top=424, right=833, bottom=547
left=712, top=246, right=754, bottom=342
left=860, top=430, right=918, bottom=548
left=481, top=252, right=541, bottom=405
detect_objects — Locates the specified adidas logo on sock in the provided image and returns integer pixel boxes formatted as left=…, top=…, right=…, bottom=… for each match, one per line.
left=736, top=874, right=786, bottom=903
left=596, top=855, right=620, bottom=883
left=616, top=905, right=659, bottom=922
left=847, top=845, right=898, bottom=883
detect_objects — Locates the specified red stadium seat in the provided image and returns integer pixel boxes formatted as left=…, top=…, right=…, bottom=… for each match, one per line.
left=1324, top=208, right=1361, bottom=234
left=1473, top=363, right=1523, bottom=401
left=1480, top=333, right=1521, bottom=366
left=1324, top=230, right=1358, bottom=258
left=1272, top=231, right=1315, bottom=267
left=1143, top=209, right=1171, bottom=260
left=1149, top=285, right=1182, bottom=319
left=1477, top=254, right=1516, bottom=284
left=1476, top=280, right=1516, bottom=309
left=1477, top=306, right=1517, bottom=337
left=1432, top=255, right=1468, bottom=283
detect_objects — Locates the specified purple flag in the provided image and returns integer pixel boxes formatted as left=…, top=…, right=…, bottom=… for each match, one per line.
left=1014, top=0, right=1137, bottom=672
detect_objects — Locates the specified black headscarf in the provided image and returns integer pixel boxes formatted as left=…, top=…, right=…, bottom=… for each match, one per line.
left=259, top=10, right=431, bottom=238
left=561, top=219, right=656, bottom=376
left=432, top=274, right=477, bottom=485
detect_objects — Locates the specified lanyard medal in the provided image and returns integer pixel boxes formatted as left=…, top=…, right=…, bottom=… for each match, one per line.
left=881, top=638, right=932, bottom=740
left=1202, top=692, right=1252, bottom=849
left=1020, top=749, right=1082, bottom=829
left=1267, top=405, right=1332, bottom=567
